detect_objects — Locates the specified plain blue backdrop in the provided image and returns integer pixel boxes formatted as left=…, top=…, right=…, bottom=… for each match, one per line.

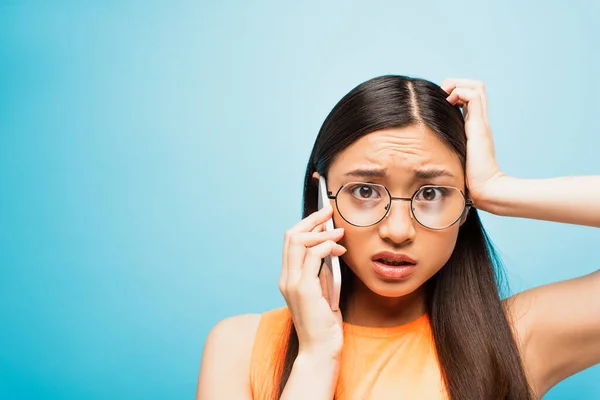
left=1, top=1, right=599, bottom=398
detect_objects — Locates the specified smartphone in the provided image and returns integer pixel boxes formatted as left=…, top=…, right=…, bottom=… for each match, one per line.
left=317, top=176, right=342, bottom=311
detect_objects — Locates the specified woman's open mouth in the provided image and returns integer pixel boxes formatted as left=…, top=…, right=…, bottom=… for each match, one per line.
left=372, top=259, right=417, bottom=280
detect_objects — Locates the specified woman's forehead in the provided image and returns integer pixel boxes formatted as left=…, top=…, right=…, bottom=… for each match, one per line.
left=330, top=125, right=462, bottom=177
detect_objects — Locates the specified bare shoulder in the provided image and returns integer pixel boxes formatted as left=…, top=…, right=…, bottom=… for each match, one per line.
left=206, top=313, right=262, bottom=348
left=196, top=313, right=262, bottom=400
left=502, top=270, right=600, bottom=398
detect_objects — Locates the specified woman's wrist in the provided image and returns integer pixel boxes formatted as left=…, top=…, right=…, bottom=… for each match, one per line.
left=296, top=349, right=342, bottom=368
left=298, top=342, right=343, bottom=361
left=280, top=351, right=341, bottom=400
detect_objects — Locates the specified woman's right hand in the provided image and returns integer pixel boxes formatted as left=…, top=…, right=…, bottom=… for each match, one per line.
left=279, top=205, right=347, bottom=358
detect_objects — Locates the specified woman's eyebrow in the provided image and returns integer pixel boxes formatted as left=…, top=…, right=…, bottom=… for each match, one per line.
left=344, top=168, right=387, bottom=178
left=343, top=167, right=455, bottom=180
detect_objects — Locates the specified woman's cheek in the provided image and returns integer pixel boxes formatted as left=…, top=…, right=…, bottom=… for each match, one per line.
left=426, top=230, right=460, bottom=272
left=333, top=213, right=351, bottom=247
left=333, top=220, right=363, bottom=269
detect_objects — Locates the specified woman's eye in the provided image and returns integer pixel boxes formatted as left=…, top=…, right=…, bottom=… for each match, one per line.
left=417, top=187, right=446, bottom=201
left=351, top=185, right=380, bottom=199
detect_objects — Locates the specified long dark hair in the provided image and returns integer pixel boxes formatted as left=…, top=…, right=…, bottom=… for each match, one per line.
left=275, top=75, right=533, bottom=399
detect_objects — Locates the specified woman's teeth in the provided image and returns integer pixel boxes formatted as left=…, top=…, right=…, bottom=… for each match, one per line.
left=378, top=259, right=411, bottom=266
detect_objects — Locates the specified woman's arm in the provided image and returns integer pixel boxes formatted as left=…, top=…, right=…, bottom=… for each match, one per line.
left=441, top=78, right=600, bottom=229
left=479, top=175, right=600, bottom=395
left=505, top=270, right=600, bottom=397
left=479, top=174, right=600, bottom=228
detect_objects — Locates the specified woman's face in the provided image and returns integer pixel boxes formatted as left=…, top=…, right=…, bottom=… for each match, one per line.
left=320, top=124, right=468, bottom=298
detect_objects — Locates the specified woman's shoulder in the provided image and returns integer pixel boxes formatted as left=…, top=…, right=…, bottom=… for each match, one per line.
left=200, top=313, right=262, bottom=374
left=197, top=307, right=289, bottom=398
left=205, top=306, right=290, bottom=353
left=209, top=313, right=262, bottom=343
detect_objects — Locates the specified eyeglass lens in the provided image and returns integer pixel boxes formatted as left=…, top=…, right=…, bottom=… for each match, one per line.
left=335, top=182, right=466, bottom=229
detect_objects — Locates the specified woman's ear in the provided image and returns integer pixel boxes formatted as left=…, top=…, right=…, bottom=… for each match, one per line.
left=312, top=171, right=321, bottom=182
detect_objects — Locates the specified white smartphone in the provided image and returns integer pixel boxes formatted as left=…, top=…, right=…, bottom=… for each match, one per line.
left=317, top=176, right=342, bottom=311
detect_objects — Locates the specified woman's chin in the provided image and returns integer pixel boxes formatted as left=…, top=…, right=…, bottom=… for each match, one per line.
left=371, top=284, right=419, bottom=298
left=360, top=273, right=422, bottom=298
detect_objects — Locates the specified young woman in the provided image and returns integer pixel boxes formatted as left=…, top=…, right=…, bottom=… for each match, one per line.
left=197, top=75, right=600, bottom=399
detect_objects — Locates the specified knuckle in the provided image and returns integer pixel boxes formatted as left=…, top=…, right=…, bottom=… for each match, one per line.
left=287, top=284, right=299, bottom=297
left=289, top=234, right=303, bottom=245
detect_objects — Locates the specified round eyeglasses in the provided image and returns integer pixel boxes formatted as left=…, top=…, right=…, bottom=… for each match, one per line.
left=327, top=182, right=474, bottom=230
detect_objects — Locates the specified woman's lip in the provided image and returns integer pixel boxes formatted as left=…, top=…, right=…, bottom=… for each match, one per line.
left=372, top=261, right=417, bottom=280
left=371, top=251, right=417, bottom=264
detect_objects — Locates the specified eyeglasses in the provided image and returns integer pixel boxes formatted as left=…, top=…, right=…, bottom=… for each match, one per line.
left=327, top=181, right=474, bottom=230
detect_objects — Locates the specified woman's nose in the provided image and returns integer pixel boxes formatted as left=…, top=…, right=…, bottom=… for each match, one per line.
left=378, top=200, right=417, bottom=244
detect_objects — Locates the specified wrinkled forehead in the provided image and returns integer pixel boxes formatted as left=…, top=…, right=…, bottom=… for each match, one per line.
left=328, top=125, right=464, bottom=186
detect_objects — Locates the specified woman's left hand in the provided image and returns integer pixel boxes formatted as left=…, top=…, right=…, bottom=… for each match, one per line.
left=441, top=78, right=506, bottom=209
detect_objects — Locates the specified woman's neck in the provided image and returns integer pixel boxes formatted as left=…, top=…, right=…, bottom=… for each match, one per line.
left=344, top=278, right=427, bottom=328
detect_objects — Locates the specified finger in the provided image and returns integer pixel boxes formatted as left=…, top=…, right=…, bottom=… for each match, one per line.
left=281, top=208, right=333, bottom=287
left=441, top=78, right=485, bottom=92
left=442, top=79, right=488, bottom=113
left=281, top=231, right=290, bottom=289
left=295, top=228, right=345, bottom=248
left=311, top=222, right=326, bottom=233
left=440, top=79, right=457, bottom=95
left=445, top=87, right=488, bottom=126
left=291, top=205, right=334, bottom=236
left=319, top=263, right=330, bottom=303
left=279, top=251, right=288, bottom=293
left=299, top=240, right=346, bottom=286
left=286, top=228, right=345, bottom=286
left=285, top=238, right=306, bottom=288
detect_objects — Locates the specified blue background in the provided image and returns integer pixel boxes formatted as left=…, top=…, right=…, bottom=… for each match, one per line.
left=1, top=1, right=599, bottom=398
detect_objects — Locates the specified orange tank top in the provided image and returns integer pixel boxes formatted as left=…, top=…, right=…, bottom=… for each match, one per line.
left=249, top=306, right=449, bottom=400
